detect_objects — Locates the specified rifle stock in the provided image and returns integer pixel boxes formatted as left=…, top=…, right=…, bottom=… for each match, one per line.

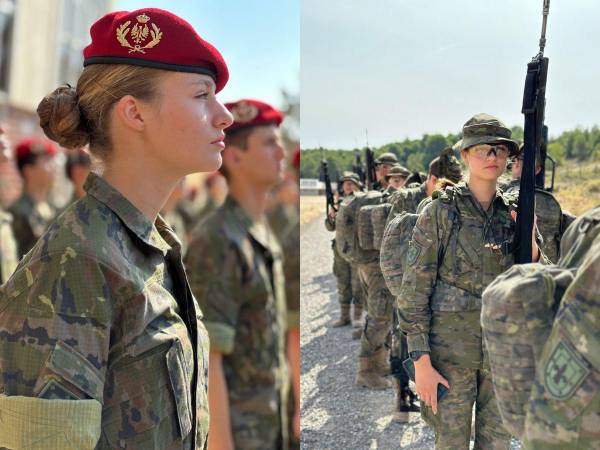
left=321, top=160, right=337, bottom=217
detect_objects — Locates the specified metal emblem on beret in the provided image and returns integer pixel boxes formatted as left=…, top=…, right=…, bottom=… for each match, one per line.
left=230, top=102, right=259, bottom=123
left=543, top=340, right=589, bottom=400
left=116, top=13, right=163, bottom=54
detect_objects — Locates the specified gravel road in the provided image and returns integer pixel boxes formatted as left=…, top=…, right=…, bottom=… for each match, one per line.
left=300, top=214, right=434, bottom=450
left=300, top=213, right=522, bottom=450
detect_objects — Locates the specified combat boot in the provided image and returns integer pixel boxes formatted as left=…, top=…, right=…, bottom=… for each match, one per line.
left=352, top=327, right=363, bottom=340
left=355, top=350, right=392, bottom=390
left=352, top=303, right=363, bottom=328
left=331, top=305, right=351, bottom=327
left=371, top=347, right=391, bottom=376
left=392, top=379, right=409, bottom=423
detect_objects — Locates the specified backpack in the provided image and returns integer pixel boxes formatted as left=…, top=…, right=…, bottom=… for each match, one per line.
left=357, top=204, right=378, bottom=250
left=335, top=191, right=382, bottom=264
left=481, top=205, right=600, bottom=438
left=371, top=203, right=392, bottom=251
left=380, top=211, right=420, bottom=296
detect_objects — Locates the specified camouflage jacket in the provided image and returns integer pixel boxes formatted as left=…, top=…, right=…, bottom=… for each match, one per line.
left=0, top=207, right=18, bottom=284
left=388, top=182, right=428, bottom=221
left=185, top=196, right=289, bottom=450
left=399, top=183, right=521, bottom=369
left=267, top=203, right=300, bottom=329
left=0, top=173, right=209, bottom=449
left=9, top=193, right=56, bottom=258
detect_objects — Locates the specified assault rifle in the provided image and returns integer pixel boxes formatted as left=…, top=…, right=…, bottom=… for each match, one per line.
left=365, top=147, right=377, bottom=190
left=514, top=0, right=550, bottom=264
left=353, top=151, right=366, bottom=187
left=321, top=160, right=337, bottom=218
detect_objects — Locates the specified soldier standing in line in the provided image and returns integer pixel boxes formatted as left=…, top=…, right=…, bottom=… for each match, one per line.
left=9, top=138, right=57, bottom=258
left=505, top=146, right=575, bottom=262
left=385, top=164, right=411, bottom=191
left=326, top=172, right=366, bottom=329
left=0, top=125, right=18, bottom=284
left=385, top=153, right=463, bottom=422
left=482, top=204, right=600, bottom=449
left=373, top=152, right=399, bottom=190
left=399, top=114, right=543, bottom=449
left=185, top=99, right=291, bottom=450
left=266, top=146, right=301, bottom=449
left=64, top=148, right=92, bottom=204
left=0, top=8, right=233, bottom=449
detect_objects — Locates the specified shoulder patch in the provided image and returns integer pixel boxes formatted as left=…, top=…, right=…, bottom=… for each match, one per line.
left=544, top=340, right=589, bottom=400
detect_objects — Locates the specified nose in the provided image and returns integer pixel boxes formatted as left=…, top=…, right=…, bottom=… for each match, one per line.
left=213, top=100, right=234, bottom=130
left=275, top=141, right=285, bottom=161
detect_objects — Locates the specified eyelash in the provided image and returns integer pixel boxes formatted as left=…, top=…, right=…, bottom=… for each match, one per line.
left=195, top=92, right=209, bottom=99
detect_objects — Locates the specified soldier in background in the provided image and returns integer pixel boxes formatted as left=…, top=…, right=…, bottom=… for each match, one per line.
left=161, top=177, right=189, bottom=253
left=373, top=152, right=399, bottom=191
left=325, top=172, right=365, bottom=329
left=0, top=125, right=18, bottom=284
left=267, top=145, right=301, bottom=450
left=9, top=138, right=57, bottom=257
left=385, top=164, right=410, bottom=191
left=505, top=147, right=575, bottom=262
left=64, top=148, right=91, bottom=203
left=185, top=99, right=292, bottom=450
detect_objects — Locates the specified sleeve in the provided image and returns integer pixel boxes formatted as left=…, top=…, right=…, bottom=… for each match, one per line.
left=0, top=251, right=115, bottom=447
left=185, top=231, right=243, bottom=355
left=398, top=201, right=441, bottom=353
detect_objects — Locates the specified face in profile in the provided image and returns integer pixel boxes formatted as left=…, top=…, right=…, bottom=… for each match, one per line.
left=144, top=73, right=234, bottom=176
left=235, top=125, right=285, bottom=187
left=388, top=175, right=406, bottom=190
left=342, top=180, right=358, bottom=195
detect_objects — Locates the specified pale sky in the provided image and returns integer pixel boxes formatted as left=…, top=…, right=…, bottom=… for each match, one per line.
left=116, top=0, right=299, bottom=106
left=301, top=0, right=600, bottom=149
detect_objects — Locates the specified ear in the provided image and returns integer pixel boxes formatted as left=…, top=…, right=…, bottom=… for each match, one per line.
left=460, top=149, right=469, bottom=165
left=113, top=95, right=147, bottom=132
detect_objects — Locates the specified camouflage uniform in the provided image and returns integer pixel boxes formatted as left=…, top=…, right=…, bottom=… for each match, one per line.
left=185, top=196, right=289, bottom=450
left=325, top=196, right=365, bottom=324
left=399, top=183, right=518, bottom=449
left=0, top=173, right=209, bottom=449
left=504, top=178, right=571, bottom=263
left=482, top=205, right=600, bottom=449
left=0, top=207, right=18, bottom=284
left=9, top=193, right=56, bottom=258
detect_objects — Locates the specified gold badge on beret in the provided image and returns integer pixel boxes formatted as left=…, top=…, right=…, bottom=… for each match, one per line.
left=116, top=13, right=163, bottom=54
left=230, top=102, right=259, bottom=123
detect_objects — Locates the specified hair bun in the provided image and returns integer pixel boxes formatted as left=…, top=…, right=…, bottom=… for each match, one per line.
left=37, top=85, right=90, bottom=149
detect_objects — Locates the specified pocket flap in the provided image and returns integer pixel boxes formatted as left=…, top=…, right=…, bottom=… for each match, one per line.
left=166, top=340, right=193, bottom=438
left=47, top=341, right=104, bottom=402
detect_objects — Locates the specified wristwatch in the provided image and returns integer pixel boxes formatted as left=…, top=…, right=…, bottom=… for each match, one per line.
left=410, top=351, right=429, bottom=361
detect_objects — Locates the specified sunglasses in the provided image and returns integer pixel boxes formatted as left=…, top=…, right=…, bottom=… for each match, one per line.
left=470, top=144, right=509, bottom=159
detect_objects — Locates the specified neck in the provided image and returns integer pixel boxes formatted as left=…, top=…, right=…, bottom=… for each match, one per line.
left=468, top=176, right=497, bottom=210
left=228, top=177, right=269, bottom=221
left=102, top=155, right=180, bottom=221
left=74, top=184, right=86, bottom=199
left=25, top=181, right=49, bottom=203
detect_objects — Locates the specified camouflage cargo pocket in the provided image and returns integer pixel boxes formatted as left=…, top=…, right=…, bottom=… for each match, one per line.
left=102, top=339, right=193, bottom=449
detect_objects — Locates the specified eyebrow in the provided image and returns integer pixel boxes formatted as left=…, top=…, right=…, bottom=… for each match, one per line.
left=189, top=79, right=214, bottom=89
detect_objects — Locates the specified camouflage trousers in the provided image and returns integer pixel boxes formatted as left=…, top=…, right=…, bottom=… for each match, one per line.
left=421, top=363, right=511, bottom=450
left=332, top=242, right=365, bottom=306
left=357, top=261, right=394, bottom=357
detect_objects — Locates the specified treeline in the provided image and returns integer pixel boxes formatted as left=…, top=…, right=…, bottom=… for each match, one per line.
left=300, top=126, right=600, bottom=180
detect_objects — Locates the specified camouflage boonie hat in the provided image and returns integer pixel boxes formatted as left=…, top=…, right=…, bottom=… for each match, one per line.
left=384, top=164, right=410, bottom=180
left=374, top=152, right=398, bottom=165
left=454, top=113, right=519, bottom=157
left=339, top=171, right=361, bottom=187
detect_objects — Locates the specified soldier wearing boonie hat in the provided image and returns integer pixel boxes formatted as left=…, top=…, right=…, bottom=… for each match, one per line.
left=384, top=164, right=411, bottom=190
left=185, top=98, right=293, bottom=450
left=373, top=152, right=399, bottom=190
left=0, top=8, right=233, bottom=450
left=399, top=113, right=544, bottom=449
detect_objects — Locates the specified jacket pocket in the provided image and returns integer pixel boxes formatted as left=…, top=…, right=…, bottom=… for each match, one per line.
left=102, top=339, right=193, bottom=449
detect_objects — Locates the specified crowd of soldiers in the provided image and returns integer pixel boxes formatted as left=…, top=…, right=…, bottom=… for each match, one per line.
left=324, top=113, right=598, bottom=449
left=0, top=8, right=299, bottom=450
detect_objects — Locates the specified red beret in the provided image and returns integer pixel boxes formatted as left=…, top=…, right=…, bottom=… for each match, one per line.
left=225, top=99, right=284, bottom=133
left=83, top=8, right=229, bottom=92
left=15, top=139, right=57, bottom=161
left=292, top=145, right=300, bottom=169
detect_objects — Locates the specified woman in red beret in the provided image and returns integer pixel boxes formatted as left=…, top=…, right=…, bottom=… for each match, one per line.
left=0, top=8, right=232, bottom=450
